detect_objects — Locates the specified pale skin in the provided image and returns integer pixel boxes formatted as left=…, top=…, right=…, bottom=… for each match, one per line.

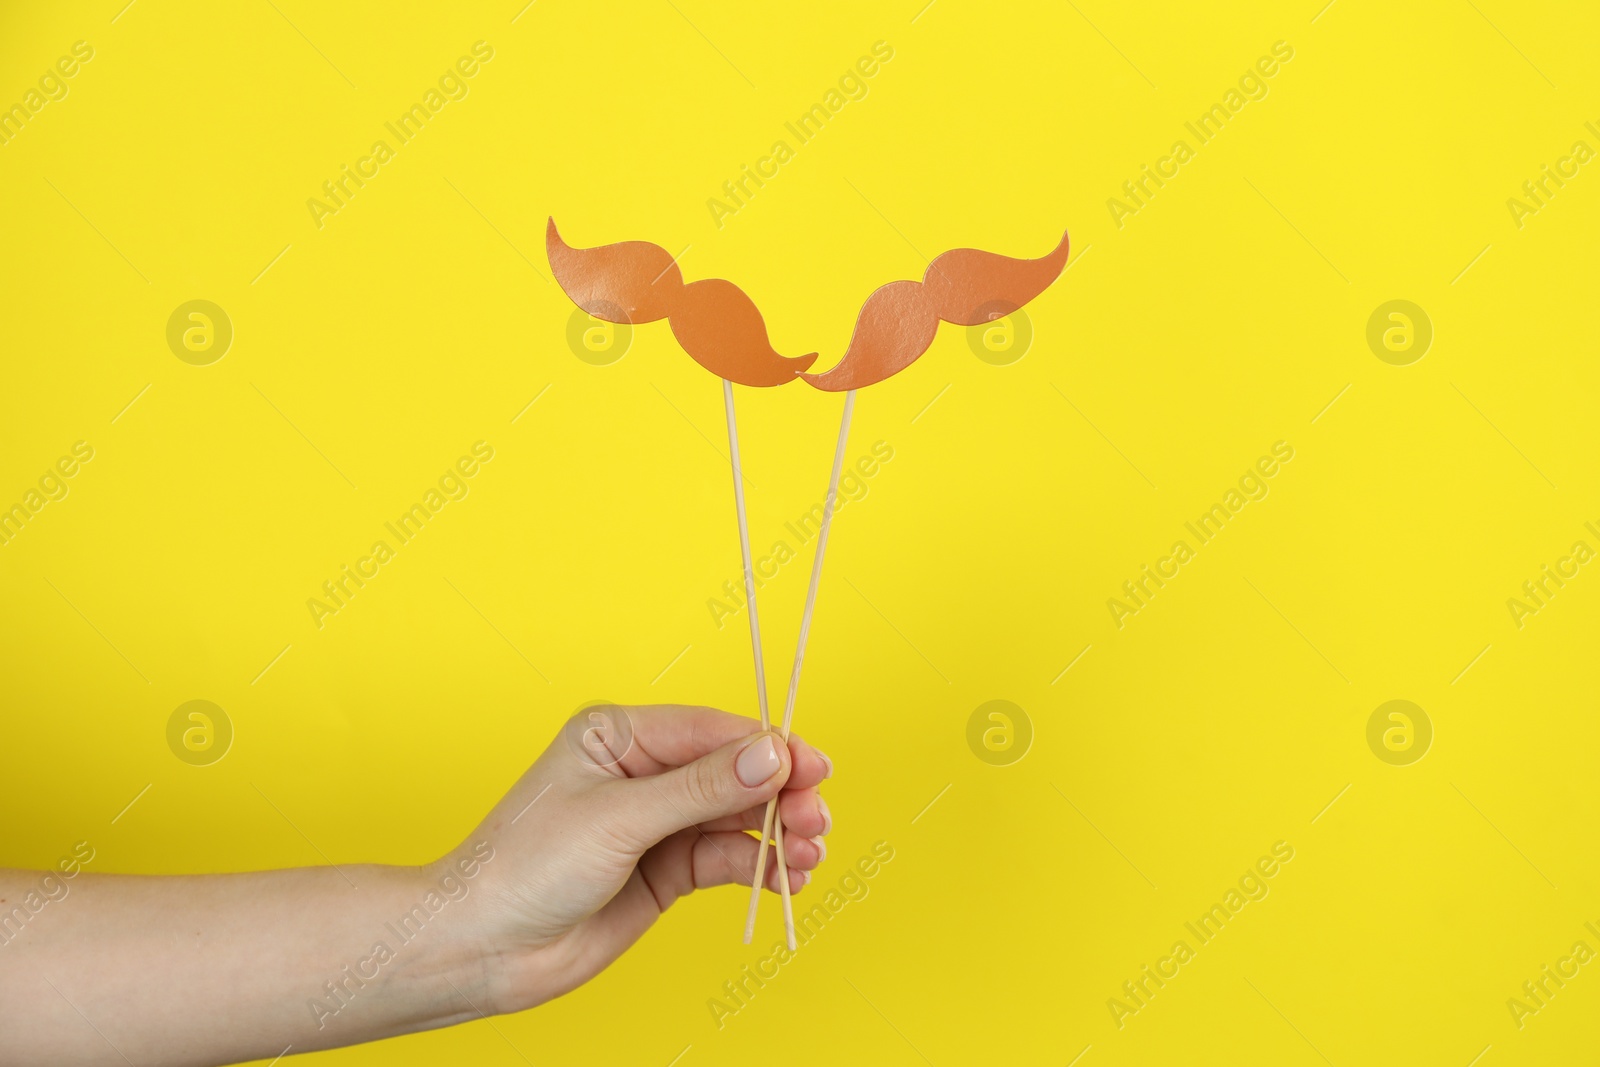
left=0, top=705, right=833, bottom=1067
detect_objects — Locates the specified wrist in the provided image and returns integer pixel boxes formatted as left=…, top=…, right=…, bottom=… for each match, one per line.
left=409, top=837, right=572, bottom=1021
left=390, top=848, right=508, bottom=1021
left=299, top=859, right=502, bottom=1042
left=418, top=841, right=583, bottom=1019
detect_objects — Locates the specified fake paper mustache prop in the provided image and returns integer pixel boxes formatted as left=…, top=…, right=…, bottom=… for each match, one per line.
left=546, top=219, right=818, bottom=387
left=801, top=231, right=1070, bottom=391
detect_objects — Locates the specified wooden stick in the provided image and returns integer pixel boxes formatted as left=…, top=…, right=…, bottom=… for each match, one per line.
left=778, top=389, right=856, bottom=735
left=745, top=797, right=780, bottom=944
left=723, top=379, right=780, bottom=940
left=721, top=377, right=771, bottom=734
left=744, top=389, right=856, bottom=948
left=773, top=817, right=794, bottom=948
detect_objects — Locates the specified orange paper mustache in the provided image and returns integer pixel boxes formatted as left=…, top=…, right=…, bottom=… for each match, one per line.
left=802, top=232, right=1070, bottom=390
left=546, top=219, right=817, bottom=387
left=546, top=220, right=1068, bottom=390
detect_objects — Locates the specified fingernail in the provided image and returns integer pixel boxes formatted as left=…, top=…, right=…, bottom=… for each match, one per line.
left=800, top=868, right=812, bottom=886
left=816, top=749, right=834, bottom=779
left=736, top=735, right=781, bottom=787
left=812, top=836, right=827, bottom=862
left=817, top=795, right=832, bottom=835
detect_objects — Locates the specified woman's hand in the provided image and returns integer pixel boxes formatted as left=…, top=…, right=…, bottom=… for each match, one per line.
left=0, top=703, right=832, bottom=1067
left=443, top=704, right=834, bottom=1015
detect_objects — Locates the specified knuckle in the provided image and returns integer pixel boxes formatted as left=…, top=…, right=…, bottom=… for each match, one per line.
left=681, top=761, right=726, bottom=813
left=562, top=704, right=634, bottom=771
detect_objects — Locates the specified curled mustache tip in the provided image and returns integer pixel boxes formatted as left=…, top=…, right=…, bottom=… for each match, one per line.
left=546, top=218, right=813, bottom=387
left=546, top=217, right=681, bottom=325
left=803, top=229, right=1070, bottom=391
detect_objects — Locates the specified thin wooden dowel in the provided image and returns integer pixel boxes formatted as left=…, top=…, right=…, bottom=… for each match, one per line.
left=774, top=817, right=794, bottom=949
left=778, top=389, right=855, bottom=736
left=744, top=389, right=856, bottom=948
left=724, top=378, right=780, bottom=942
left=722, top=378, right=771, bottom=733
left=744, top=801, right=780, bottom=943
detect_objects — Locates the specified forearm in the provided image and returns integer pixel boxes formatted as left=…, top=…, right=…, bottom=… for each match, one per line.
left=0, top=854, right=498, bottom=1067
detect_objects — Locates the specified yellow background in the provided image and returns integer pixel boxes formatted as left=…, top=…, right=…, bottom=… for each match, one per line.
left=3, top=0, right=1598, bottom=1063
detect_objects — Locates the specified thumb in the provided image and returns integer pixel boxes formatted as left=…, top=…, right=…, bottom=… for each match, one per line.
left=606, top=731, right=790, bottom=850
